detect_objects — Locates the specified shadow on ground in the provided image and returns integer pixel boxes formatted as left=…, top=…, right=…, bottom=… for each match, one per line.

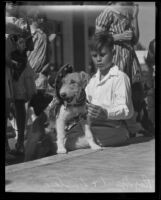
left=113, top=135, right=154, bottom=147
left=5, top=154, right=24, bottom=166
left=5, top=180, right=12, bottom=185
left=127, top=135, right=154, bottom=144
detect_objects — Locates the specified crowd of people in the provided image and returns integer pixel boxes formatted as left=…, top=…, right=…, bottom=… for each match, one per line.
left=5, top=2, right=56, bottom=160
left=5, top=2, right=155, bottom=162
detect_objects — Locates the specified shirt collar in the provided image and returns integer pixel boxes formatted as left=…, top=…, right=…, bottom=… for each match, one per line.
left=95, top=65, right=119, bottom=85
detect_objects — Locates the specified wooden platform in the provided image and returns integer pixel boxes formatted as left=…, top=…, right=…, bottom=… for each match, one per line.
left=5, top=138, right=155, bottom=192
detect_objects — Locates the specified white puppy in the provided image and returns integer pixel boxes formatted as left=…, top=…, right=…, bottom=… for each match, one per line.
left=55, top=71, right=102, bottom=154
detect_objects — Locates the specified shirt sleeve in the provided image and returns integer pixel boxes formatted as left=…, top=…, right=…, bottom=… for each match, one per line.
left=105, top=73, right=134, bottom=120
left=85, top=82, right=91, bottom=102
left=95, top=7, right=113, bottom=33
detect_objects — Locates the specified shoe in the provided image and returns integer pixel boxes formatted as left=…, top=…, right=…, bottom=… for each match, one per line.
left=11, top=142, right=25, bottom=155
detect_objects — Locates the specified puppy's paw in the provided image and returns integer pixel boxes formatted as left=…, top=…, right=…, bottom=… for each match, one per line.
left=57, top=147, right=67, bottom=154
left=90, top=143, right=102, bottom=150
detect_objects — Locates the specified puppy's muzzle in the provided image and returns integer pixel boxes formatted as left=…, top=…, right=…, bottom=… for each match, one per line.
left=60, top=93, right=74, bottom=103
left=60, top=93, right=67, bottom=99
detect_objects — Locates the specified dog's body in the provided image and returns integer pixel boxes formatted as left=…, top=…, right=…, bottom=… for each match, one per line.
left=55, top=103, right=101, bottom=154
left=55, top=71, right=102, bottom=153
left=24, top=70, right=101, bottom=161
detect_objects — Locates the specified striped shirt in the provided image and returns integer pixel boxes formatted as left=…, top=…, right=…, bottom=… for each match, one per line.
left=27, top=28, right=48, bottom=73
left=95, top=5, right=142, bottom=84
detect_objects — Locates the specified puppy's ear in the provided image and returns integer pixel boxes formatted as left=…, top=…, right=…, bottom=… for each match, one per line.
left=80, top=71, right=90, bottom=88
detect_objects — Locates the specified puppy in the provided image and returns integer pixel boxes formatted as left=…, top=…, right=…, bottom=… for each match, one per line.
left=55, top=71, right=102, bottom=154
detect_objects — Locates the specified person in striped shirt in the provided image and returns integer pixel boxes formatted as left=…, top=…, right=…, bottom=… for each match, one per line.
left=26, top=13, right=57, bottom=92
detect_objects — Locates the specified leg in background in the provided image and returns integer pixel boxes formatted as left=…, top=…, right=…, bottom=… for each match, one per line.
left=14, top=99, right=26, bottom=153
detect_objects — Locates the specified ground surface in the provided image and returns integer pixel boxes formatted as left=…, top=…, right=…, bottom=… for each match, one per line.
left=5, top=137, right=155, bottom=192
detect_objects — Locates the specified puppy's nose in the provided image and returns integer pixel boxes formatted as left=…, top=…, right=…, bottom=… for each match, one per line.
left=60, top=93, right=67, bottom=99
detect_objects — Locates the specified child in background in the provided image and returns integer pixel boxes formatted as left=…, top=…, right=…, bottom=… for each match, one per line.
left=11, top=36, right=36, bottom=154
left=144, top=39, right=155, bottom=128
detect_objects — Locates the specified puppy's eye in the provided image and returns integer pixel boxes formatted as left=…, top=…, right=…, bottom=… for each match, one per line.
left=70, top=80, right=76, bottom=84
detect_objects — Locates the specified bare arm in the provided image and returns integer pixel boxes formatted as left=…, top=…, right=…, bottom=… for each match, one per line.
left=112, top=30, right=133, bottom=42
left=113, top=4, right=139, bottom=44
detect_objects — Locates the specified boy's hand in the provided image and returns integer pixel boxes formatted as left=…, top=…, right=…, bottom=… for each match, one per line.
left=87, top=103, right=107, bottom=120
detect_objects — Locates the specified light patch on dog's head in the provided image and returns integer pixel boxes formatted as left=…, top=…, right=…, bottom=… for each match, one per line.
left=79, top=71, right=90, bottom=89
left=62, top=73, right=81, bottom=86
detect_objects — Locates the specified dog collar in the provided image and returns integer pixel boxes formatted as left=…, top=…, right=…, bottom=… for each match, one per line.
left=64, top=89, right=87, bottom=109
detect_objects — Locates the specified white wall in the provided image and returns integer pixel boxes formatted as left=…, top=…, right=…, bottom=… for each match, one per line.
left=42, top=6, right=74, bottom=66
left=137, top=2, right=155, bottom=49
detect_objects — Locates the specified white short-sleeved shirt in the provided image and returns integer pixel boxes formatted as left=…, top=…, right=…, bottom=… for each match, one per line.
left=85, top=65, right=134, bottom=120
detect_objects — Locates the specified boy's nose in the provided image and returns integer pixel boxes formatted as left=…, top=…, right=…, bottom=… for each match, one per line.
left=96, top=55, right=101, bottom=61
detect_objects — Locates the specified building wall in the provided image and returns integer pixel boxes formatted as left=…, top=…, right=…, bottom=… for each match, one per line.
left=42, top=6, right=74, bottom=67
left=137, top=2, right=155, bottom=49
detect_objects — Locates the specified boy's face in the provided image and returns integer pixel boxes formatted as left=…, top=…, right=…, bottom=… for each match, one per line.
left=90, top=46, right=113, bottom=72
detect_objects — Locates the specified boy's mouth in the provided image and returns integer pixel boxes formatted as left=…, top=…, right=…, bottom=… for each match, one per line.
left=97, top=64, right=105, bottom=69
left=97, top=64, right=104, bottom=67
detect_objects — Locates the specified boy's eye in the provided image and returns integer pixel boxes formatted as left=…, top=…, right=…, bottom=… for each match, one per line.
left=91, top=54, right=97, bottom=57
left=99, top=51, right=107, bottom=57
left=100, top=53, right=106, bottom=57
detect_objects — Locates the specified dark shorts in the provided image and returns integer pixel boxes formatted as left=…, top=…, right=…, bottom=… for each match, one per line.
left=65, top=120, right=129, bottom=151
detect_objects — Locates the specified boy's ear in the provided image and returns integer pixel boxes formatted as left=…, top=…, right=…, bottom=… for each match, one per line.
left=80, top=71, right=90, bottom=88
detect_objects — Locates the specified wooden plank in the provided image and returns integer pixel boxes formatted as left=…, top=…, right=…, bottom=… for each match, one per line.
left=5, top=139, right=155, bottom=192
left=6, top=148, right=101, bottom=173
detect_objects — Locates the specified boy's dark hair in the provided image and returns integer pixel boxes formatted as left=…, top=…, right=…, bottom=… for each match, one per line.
left=88, top=31, right=114, bottom=52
